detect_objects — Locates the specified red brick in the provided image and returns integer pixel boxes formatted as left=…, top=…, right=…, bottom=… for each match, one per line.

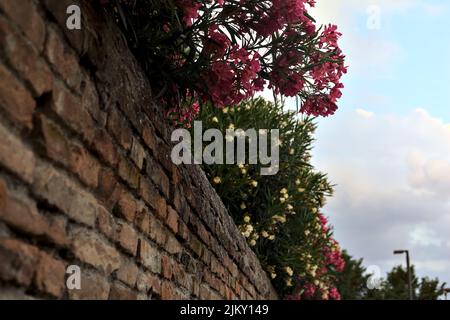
left=148, top=215, right=168, bottom=246
left=68, top=271, right=110, bottom=300
left=161, top=255, right=173, bottom=280
left=116, top=222, right=138, bottom=256
left=0, top=180, right=47, bottom=237
left=177, top=221, right=190, bottom=243
left=138, top=239, right=161, bottom=274
left=0, top=0, right=46, bottom=51
left=97, top=206, right=115, bottom=239
left=98, top=168, right=122, bottom=211
left=82, top=76, right=106, bottom=126
left=135, top=208, right=151, bottom=235
left=0, top=16, right=52, bottom=96
left=35, top=251, right=66, bottom=297
left=166, top=233, right=182, bottom=256
left=142, top=123, right=158, bottom=151
left=0, top=124, right=36, bottom=182
left=116, top=260, right=139, bottom=287
left=51, top=80, right=95, bottom=143
left=70, top=143, right=100, bottom=188
left=116, top=192, right=138, bottom=222
left=161, top=281, right=174, bottom=300
left=109, top=282, right=138, bottom=300
left=69, top=225, right=121, bottom=275
left=139, top=178, right=166, bottom=218
left=33, top=161, right=97, bottom=226
left=0, top=62, right=36, bottom=128
left=130, top=138, right=145, bottom=170
left=166, top=206, right=179, bottom=234
left=107, top=108, right=132, bottom=151
left=137, top=271, right=161, bottom=296
left=44, top=215, right=68, bottom=247
left=92, top=128, right=118, bottom=167
left=38, top=115, right=71, bottom=166
left=45, top=26, right=81, bottom=91
left=118, top=157, right=140, bottom=190
left=0, top=239, right=40, bottom=286
left=146, top=156, right=170, bottom=198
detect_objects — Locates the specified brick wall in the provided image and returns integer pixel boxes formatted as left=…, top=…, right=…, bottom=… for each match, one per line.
left=0, top=0, right=277, bottom=300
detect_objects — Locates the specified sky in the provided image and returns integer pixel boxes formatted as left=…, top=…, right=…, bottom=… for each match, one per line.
left=305, top=0, right=450, bottom=291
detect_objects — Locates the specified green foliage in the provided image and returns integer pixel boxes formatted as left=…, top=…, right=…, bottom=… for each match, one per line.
left=335, top=250, right=371, bottom=300
left=197, top=98, right=343, bottom=299
left=335, top=254, right=447, bottom=300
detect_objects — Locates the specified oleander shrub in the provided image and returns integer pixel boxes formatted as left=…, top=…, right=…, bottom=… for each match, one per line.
left=99, top=0, right=347, bottom=123
left=198, top=97, right=345, bottom=300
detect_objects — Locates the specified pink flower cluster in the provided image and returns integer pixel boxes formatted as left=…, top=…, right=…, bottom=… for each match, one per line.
left=100, top=0, right=347, bottom=121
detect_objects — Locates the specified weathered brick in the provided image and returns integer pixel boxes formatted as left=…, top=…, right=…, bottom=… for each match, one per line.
left=142, top=123, right=158, bottom=153
left=107, top=108, right=132, bottom=151
left=82, top=76, right=106, bottom=126
left=70, top=143, right=100, bottom=189
left=116, top=222, right=138, bottom=256
left=92, top=128, right=118, bottom=167
left=136, top=271, right=161, bottom=296
left=118, top=157, right=140, bottom=190
left=38, top=115, right=71, bottom=166
left=199, top=284, right=212, bottom=300
left=0, top=0, right=46, bottom=51
left=98, top=168, right=122, bottom=211
left=139, top=178, right=167, bottom=219
left=0, top=62, right=36, bottom=128
left=138, top=239, right=161, bottom=274
left=189, top=235, right=204, bottom=258
left=146, top=155, right=170, bottom=198
left=148, top=214, right=168, bottom=246
left=166, top=205, right=179, bottom=234
left=33, top=162, right=97, bottom=226
left=0, top=16, right=52, bottom=96
left=166, top=233, right=183, bottom=256
left=0, top=179, right=47, bottom=236
left=177, top=221, right=190, bottom=243
left=44, top=215, right=68, bottom=247
left=68, top=270, right=110, bottom=300
left=51, top=80, right=95, bottom=143
left=130, top=137, right=145, bottom=170
left=69, top=226, right=121, bottom=275
left=109, top=282, right=138, bottom=300
left=97, top=206, right=115, bottom=239
left=135, top=207, right=151, bottom=235
left=161, top=255, right=173, bottom=280
left=161, top=281, right=174, bottom=300
left=116, top=259, right=138, bottom=287
left=0, top=123, right=35, bottom=183
left=45, top=26, right=81, bottom=90
left=0, top=239, right=40, bottom=286
left=35, top=251, right=66, bottom=298
left=116, top=192, right=138, bottom=222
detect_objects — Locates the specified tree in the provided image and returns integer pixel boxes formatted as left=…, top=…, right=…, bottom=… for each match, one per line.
left=335, top=251, right=370, bottom=299
left=335, top=256, right=446, bottom=300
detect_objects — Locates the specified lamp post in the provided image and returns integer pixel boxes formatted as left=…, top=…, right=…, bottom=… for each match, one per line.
left=393, top=250, right=413, bottom=300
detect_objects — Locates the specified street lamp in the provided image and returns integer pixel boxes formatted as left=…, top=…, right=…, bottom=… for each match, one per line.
left=393, top=250, right=413, bottom=300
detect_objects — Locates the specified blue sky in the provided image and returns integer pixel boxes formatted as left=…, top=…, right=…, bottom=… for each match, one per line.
left=307, top=0, right=450, bottom=292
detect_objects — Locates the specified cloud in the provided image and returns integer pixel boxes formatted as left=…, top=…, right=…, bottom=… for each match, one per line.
left=313, top=108, right=450, bottom=287
left=355, top=108, right=374, bottom=118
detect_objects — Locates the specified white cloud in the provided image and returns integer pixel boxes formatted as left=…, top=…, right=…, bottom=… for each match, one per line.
left=313, top=108, right=450, bottom=286
left=355, top=108, right=374, bottom=118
